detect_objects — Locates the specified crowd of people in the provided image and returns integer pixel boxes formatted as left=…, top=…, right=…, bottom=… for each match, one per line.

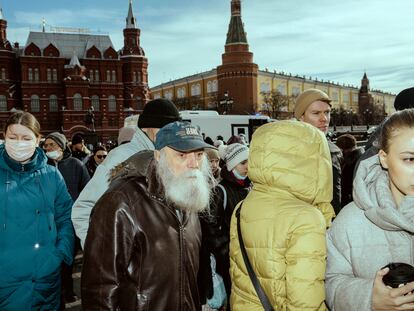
left=1, top=88, right=414, bottom=310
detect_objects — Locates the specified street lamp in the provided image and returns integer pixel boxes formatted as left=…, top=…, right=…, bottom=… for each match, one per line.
left=219, top=91, right=234, bottom=114
left=350, top=108, right=354, bottom=131
left=331, top=108, right=338, bottom=130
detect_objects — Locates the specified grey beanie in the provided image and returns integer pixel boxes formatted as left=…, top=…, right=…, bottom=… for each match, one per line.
left=45, top=132, right=67, bottom=150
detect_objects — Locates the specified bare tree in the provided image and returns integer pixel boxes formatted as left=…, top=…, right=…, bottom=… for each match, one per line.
left=175, top=95, right=206, bottom=111
left=260, top=90, right=295, bottom=119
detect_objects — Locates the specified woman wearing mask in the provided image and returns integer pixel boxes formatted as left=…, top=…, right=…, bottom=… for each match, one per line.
left=205, top=143, right=251, bottom=308
left=326, top=109, right=414, bottom=310
left=0, top=112, right=74, bottom=310
left=85, top=145, right=107, bottom=177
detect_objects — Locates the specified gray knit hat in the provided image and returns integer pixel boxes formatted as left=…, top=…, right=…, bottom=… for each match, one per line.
left=218, top=143, right=249, bottom=171
left=45, top=132, right=67, bottom=150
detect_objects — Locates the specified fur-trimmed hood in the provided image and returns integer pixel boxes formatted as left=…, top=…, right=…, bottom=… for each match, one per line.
left=108, top=150, right=154, bottom=183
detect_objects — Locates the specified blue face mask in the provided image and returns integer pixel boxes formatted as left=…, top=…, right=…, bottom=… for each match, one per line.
left=232, top=168, right=247, bottom=180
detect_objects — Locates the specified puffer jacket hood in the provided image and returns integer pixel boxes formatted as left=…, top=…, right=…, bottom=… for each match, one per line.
left=248, top=120, right=335, bottom=224
left=353, top=155, right=414, bottom=233
left=0, top=144, right=47, bottom=173
left=229, top=120, right=332, bottom=310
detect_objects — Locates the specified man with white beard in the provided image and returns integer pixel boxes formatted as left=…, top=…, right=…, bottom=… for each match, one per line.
left=81, top=121, right=216, bottom=311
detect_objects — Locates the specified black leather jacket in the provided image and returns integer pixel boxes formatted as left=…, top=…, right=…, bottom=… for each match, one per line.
left=81, top=159, right=202, bottom=311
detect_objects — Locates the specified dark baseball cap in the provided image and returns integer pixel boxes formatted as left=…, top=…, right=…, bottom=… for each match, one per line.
left=154, top=121, right=216, bottom=152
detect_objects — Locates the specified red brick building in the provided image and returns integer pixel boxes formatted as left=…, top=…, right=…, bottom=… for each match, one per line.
left=217, top=0, right=258, bottom=114
left=0, top=1, right=148, bottom=142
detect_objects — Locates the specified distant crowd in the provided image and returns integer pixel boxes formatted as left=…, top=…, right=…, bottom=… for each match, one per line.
left=2, top=87, right=414, bottom=311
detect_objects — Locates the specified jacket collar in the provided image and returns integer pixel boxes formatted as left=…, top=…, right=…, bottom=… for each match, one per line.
left=354, top=155, right=414, bottom=233
left=131, top=128, right=155, bottom=151
left=146, top=159, right=165, bottom=201
left=0, top=145, right=46, bottom=173
left=220, top=166, right=251, bottom=188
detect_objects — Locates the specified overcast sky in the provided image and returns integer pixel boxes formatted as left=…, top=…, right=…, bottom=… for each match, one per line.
left=3, top=0, right=414, bottom=94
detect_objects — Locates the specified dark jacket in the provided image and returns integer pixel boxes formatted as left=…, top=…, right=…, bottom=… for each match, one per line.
left=48, top=148, right=90, bottom=201
left=341, top=147, right=364, bottom=207
left=110, top=150, right=216, bottom=307
left=328, top=140, right=343, bottom=215
left=71, top=149, right=88, bottom=162
left=85, top=156, right=98, bottom=177
left=0, top=145, right=74, bottom=311
left=81, top=158, right=202, bottom=311
left=204, top=168, right=251, bottom=298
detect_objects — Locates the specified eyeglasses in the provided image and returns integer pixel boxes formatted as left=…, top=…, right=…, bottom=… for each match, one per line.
left=43, top=142, right=58, bottom=149
left=96, top=154, right=107, bottom=159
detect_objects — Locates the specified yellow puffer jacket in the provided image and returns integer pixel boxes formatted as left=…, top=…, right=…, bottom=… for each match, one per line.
left=229, top=120, right=334, bottom=311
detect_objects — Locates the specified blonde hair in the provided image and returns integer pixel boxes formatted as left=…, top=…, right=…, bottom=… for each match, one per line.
left=4, top=111, right=41, bottom=137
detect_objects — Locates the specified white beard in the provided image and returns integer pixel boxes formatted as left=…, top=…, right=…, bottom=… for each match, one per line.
left=156, top=152, right=214, bottom=213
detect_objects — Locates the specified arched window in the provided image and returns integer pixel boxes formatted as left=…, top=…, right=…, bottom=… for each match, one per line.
left=47, top=68, right=52, bottom=82
left=136, top=96, right=144, bottom=110
left=91, top=95, right=100, bottom=111
left=95, top=70, right=99, bottom=82
left=177, top=87, right=186, bottom=98
left=260, top=82, right=271, bottom=93
left=30, top=95, right=40, bottom=112
left=49, top=95, right=58, bottom=112
left=89, top=70, right=94, bottom=82
left=1, top=68, right=5, bottom=81
left=108, top=95, right=116, bottom=112
left=28, top=68, right=33, bottom=81
left=111, top=70, right=116, bottom=82
left=34, top=68, right=39, bottom=81
left=164, top=91, right=173, bottom=100
left=191, top=83, right=201, bottom=96
left=292, top=86, right=301, bottom=96
left=0, top=95, right=7, bottom=111
left=133, top=72, right=137, bottom=82
left=207, top=81, right=212, bottom=93
left=106, top=70, right=111, bottom=82
left=277, top=84, right=286, bottom=95
left=52, top=68, right=57, bottom=81
left=213, top=80, right=218, bottom=92
left=73, top=93, right=83, bottom=111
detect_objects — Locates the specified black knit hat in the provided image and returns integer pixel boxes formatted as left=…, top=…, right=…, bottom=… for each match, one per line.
left=137, top=98, right=181, bottom=129
left=394, top=87, right=414, bottom=111
left=45, top=132, right=67, bottom=150
left=71, top=133, right=84, bottom=145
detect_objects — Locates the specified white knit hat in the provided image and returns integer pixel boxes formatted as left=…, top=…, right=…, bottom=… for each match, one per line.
left=218, top=143, right=249, bottom=171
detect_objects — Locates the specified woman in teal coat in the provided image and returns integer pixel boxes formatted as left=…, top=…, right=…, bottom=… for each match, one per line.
left=0, top=111, right=74, bottom=310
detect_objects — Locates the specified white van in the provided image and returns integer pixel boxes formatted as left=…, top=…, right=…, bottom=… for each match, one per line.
left=124, top=110, right=270, bottom=143
left=179, top=110, right=270, bottom=143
